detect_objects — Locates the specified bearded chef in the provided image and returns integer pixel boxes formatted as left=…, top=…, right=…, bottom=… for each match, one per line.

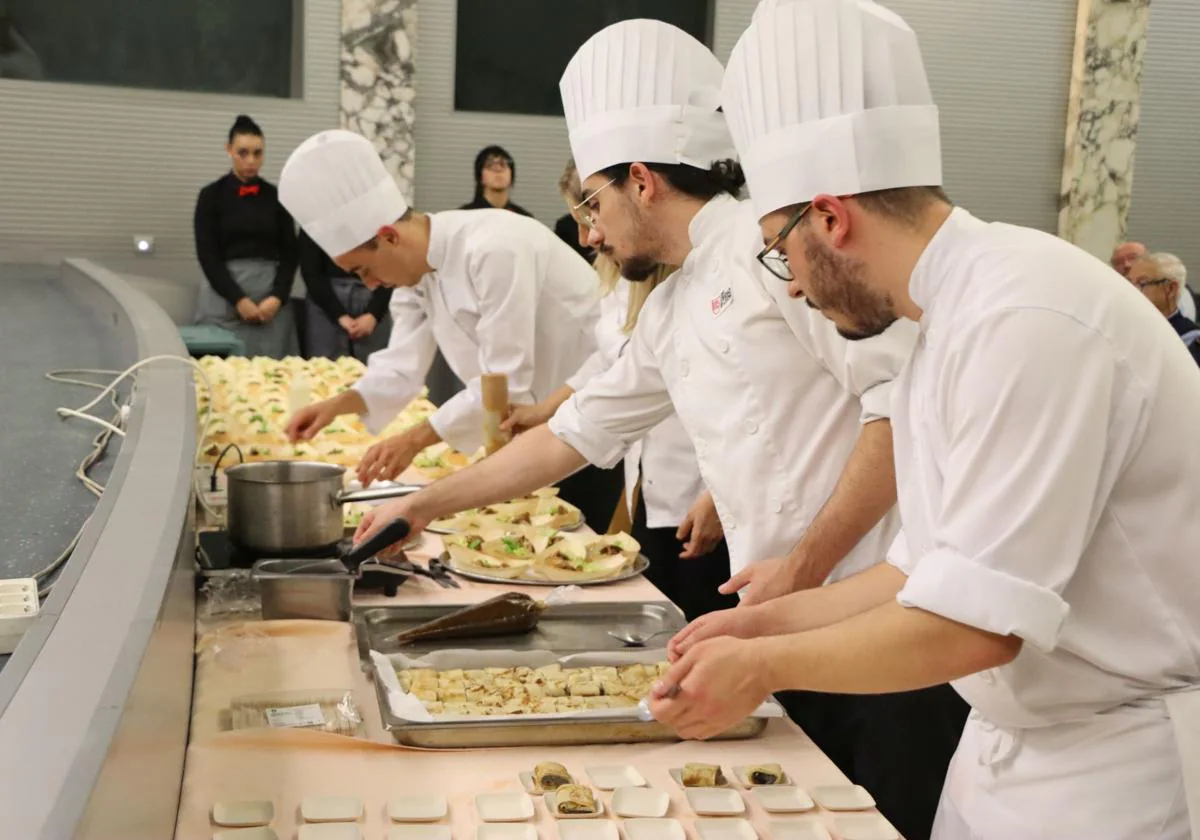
left=355, top=21, right=965, bottom=838
left=654, top=2, right=1200, bottom=839
left=278, top=130, right=622, bottom=524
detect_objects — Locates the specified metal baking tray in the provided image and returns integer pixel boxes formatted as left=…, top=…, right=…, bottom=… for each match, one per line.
left=355, top=600, right=685, bottom=656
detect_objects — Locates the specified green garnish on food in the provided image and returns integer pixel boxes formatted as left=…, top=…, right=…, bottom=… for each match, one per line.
left=270, top=405, right=285, bottom=414
left=466, top=536, right=484, bottom=551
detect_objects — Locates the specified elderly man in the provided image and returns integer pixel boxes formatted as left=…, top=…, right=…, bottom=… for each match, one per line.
left=1128, top=252, right=1200, bottom=365
left=1110, top=241, right=1147, bottom=277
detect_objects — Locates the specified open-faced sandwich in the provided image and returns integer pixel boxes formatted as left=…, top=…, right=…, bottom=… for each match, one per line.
left=531, top=534, right=627, bottom=583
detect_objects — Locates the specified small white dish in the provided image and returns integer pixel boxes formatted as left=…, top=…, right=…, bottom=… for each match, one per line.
left=214, top=828, right=278, bottom=840
left=811, top=785, right=875, bottom=811
left=767, top=819, right=833, bottom=840
left=477, top=825, right=537, bottom=840
left=610, top=786, right=670, bottom=819
left=387, top=794, right=449, bottom=822
left=622, top=818, right=685, bottom=840
left=300, top=795, right=363, bottom=823
left=752, top=786, right=814, bottom=813
left=585, top=765, right=646, bottom=790
left=476, top=791, right=535, bottom=822
left=669, top=767, right=730, bottom=789
left=544, top=790, right=605, bottom=819
left=558, top=821, right=619, bottom=840
left=733, top=765, right=792, bottom=788
left=298, top=825, right=362, bottom=840
left=211, top=800, right=275, bottom=827
left=387, top=826, right=452, bottom=840
left=685, top=787, right=745, bottom=817
left=833, top=814, right=900, bottom=840
left=694, top=818, right=758, bottom=840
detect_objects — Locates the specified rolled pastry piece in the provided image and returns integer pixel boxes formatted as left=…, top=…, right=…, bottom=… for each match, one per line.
left=554, top=784, right=598, bottom=815
left=534, top=761, right=574, bottom=791
left=682, top=763, right=727, bottom=787
left=746, top=763, right=787, bottom=785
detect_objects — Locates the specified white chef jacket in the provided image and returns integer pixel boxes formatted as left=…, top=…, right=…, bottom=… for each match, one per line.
left=354, top=209, right=600, bottom=453
left=887, top=208, right=1200, bottom=839
left=566, top=280, right=705, bottom=529
left=549, top=194, right=915, bottom=578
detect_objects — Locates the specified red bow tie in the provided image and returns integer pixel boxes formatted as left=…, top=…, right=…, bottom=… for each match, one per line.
left=238, top=184, right=260, bottom=197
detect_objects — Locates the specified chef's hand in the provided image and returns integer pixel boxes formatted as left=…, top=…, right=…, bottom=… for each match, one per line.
left=501, top=401, right=554, bottom=436
left=354, top=498, right=431, bottom=559
left=649, top=637, right=770, bottom=740
left=258, top=296, right=282, bottom=321
left=667, top=606, right=762, bottom=663
left=357, top=433, right=421, bottom=487
left=677, top=492, right=723, bottom=559
left=286, top=398, right=340, bottom=442
left=235, top=297, right=263, bottom=323
left=337, top=314, right=356, bottom=334
left=349, top=313, right=378, bottom=339
left=720, top=550, right=828, bottom=606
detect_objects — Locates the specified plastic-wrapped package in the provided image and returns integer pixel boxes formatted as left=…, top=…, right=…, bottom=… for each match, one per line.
left=229, top=688, right=363, bottom=738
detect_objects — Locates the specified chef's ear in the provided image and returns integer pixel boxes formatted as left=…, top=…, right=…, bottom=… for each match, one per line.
left=627, top=162, right=655, bottom=198
left=810, top=194, right=852, bottom=248
left=374, top=225, right=400, bottom=246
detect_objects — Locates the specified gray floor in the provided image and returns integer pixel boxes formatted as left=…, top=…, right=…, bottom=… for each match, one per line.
left=0, top=265, right=126, bottom=590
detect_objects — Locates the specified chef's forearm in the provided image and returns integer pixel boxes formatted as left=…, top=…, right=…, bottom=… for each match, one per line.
left=334, top=389, right=369, bottom=416
left=750, top=562, right=906, bottom=636
left=786, top=418, right=897, bottom=582
left=409, top=424, right=587, bottom=522
left=758, top=598, right=1021, bottom=695
left=402, top=420, right=442, bottom=452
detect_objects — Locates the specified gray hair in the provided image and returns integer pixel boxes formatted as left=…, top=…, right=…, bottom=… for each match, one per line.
left=1145, top=252, right=1188, bottom=304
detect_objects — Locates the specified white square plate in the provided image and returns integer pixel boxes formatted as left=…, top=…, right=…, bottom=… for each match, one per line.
left=211, top=800, right=275, bottom=827
left=752, top=786, right=814, bottom=813
left=733, top=766, right=792, bottom=788
left=387, top=794, right=449, bottom=822
left=685, top=787, right=745, bottom=817
left=477, top=825, right=537, bottom=840
left=300, top=796, right=364, bottom=822
left=558, top=821, right=619, bottom=840
left=214, top=829, right=279, bottom=840
left=298, top=825, right=362, bottom=840
left=810, top=785, right=875, bottom=811
left=387, top=826, right=452, bottom=840
left=694, top=818, right=757, bottom=840
left=586, top=765, right=646, bottom=790
left=476, top=791, right=535, bottom=822
left=669, top=767, right=730, bottom=789
left=767, top=818, right=833, bottom=840
left=544, top=790, right=605, bottom=819
left=832, top=814, right=900, bottom=840
left=520, top=770, right=576, bottom=794
left=610, top=787, right=670, bottom=819
left=622, top=818, right=685, bottom=840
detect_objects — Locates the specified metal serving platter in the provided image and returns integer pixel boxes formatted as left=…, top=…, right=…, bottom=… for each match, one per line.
left=425, top=515, right=586, bottom=536
left=441, top=551, right=649, bottom=587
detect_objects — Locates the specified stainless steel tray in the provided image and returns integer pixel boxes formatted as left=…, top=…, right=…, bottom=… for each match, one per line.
left=355, top=600, right=685, bottom=656
left=442, top=552, right=649, bottom=587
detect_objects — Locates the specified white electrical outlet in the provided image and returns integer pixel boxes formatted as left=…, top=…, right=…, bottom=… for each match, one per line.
left=0, top=579, right=40, bottom=655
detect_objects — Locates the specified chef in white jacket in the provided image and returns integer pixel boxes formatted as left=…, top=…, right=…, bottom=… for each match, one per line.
left=357, top=20, right=965, bottom=839
left=658, top=3, right=1200, bottom=838
left=278, top=130, right=622, bottom=524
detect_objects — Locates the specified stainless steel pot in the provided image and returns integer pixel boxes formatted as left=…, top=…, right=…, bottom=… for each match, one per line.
left=225, top=461, right=420, bottom=554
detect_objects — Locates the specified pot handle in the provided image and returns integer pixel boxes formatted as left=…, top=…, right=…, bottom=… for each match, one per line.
left=335, top=483, right=424, bottom=505
left=341, top=517, right=411, bottom=571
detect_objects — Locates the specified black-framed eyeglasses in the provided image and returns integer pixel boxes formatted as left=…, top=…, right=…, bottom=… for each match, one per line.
left=756, top=202, right=812, bottom=281
left=1134, top=276, right=1172, bottom=290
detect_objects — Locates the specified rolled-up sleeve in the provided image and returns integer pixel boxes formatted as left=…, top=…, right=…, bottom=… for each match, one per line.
left=894, top=309, right=1122, bottom=653
left=353, top=286, right=436, bottom=435
left=549, top=310, right=675, bottom=468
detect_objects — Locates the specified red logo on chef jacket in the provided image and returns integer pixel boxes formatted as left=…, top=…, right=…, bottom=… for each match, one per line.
left=711, top=287, right=733, bottom=317
left=239, top=184, right=260, bottom=197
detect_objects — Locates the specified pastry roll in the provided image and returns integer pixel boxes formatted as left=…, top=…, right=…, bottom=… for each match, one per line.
left=746, top=764, right=786, bottom=785
left=554, top=785, right=598, bottom=815
left=682, top=763, right=727, bottom=787
left=534, top=762, right=574, bottom=792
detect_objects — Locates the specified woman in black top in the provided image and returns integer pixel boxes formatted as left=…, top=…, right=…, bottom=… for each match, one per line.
left=300, top=230, right=393, bottom=361
left=458, top=145, right=533, bottom=216
left=193, top=115, right=299, bottom=358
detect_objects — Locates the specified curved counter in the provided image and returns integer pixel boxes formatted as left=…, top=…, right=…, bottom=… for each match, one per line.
left=0, top=260, right=196, bottom=840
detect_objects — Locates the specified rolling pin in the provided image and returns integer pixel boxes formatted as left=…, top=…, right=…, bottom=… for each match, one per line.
left=481, top=372, right=511, bottom=455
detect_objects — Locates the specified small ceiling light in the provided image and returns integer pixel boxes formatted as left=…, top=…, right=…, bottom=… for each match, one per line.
left=133, top=235, right=155, bottom=255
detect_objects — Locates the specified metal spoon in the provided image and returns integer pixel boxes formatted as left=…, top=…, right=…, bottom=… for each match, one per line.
left=608, top=628, right=670, bottom=647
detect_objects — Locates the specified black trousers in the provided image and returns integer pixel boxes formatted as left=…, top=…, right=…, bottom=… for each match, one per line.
left=779, top=686, right=968, bottom=840
left=552, top=464, right=625, bottom=535
left=631, top=493, right=739, bottom=622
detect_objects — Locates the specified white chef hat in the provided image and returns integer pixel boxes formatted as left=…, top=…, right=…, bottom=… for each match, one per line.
left=279, top=129, right=410, bottom=257
left=560, top=19, right=736, bottom=182
left=725, top=0, right=942, bottom=220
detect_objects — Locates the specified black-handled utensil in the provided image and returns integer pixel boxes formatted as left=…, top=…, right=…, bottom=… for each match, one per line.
left=428, top=557, right=461, bottom=588
left=340, top=517, right=411, bottom=572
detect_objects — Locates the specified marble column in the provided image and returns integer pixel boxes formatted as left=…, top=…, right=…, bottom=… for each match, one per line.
left=1057, top=0, right=1152, bottom=259
left=341, top=0, right=417, bottom=204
